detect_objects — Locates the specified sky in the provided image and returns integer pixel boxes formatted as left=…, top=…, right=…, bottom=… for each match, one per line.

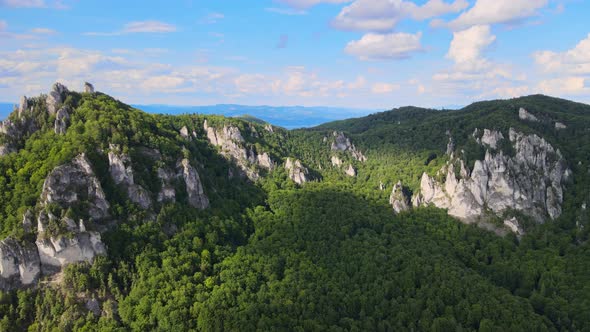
left=0, top=0, right=589, bottom=110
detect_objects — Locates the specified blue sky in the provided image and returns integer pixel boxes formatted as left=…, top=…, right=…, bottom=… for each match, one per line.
left=0, top=0, right=589, bottom=110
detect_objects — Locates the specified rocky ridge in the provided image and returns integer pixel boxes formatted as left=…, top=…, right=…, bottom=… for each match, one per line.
left=204, top=120, right=275, bottom=181
left=408, top=127, right=571, bottom=233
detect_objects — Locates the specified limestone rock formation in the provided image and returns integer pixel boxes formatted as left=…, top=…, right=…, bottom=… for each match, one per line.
left=84, top=82, right=94, bottom=93
left=204, top=120, right=273, bottom=181
left=446, top=131, right=455, bottom=156
left=264, top=124, right=274, bottom=133
left=179, top=158, right=209, bottom=209
left=555, top=122, right=567, bottom=130
left=18, top=96, right=28, bottom=117
left=330, top=131, right=367, bottom=162
left=157, top=167, right=176, bottom=203
left=518, top=107, right=539, bottom=122
left=0, top=238, right=41, bottom=290
left=475, top=129, right=504, bottom=149
left=389, top=181, right=411, bottom=214
left=46, top=83, right=68, bottom=115
left=108, top=145, right=152, bottom=209
left=36, top=154, right=110, bottom=273
left=413, top=128, right=571, bottom=233
left=285, top=158, right=308, bottom=185
left=331, top=155, right=343, bottom=166
left=345, top=164, right=356, bottom=177
left=54, top=107, right=70, bottom=135
left=179, top=126, right=190, bottom=139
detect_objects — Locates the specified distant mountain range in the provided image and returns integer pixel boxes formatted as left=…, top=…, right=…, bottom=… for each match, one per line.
left=132, top=104, right=378, bottom=129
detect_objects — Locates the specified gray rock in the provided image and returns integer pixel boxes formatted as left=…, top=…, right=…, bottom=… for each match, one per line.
left=285, top=158, right=308, bottom=185
left=179, top=158, right=209, bottom=209
left=480, top=129, right=504, bottom=149
left=264, top=124, right=274, bottom=133
left=345, top=164, right=356, bottom=177
left=389, top=181, right=410, bottom=214
left=54, top=107, right=70, bottom=135
left=33, top=154, right=110, bottom=275
left=519, top=107, right=539, bottom=122
left=108, top=145, right=152, bottom=209
left=0, top=238, right=41, bottom=290
left=204, top=120, right=271, bottom=181
left=84, top=82, right=94, bottom=94
left=503, top=217, right=523, bottom=235
left=86, top=298, right=101, bottom=316
left=330, top=131, right=367, bottom=162
left=179, top=126, right=190, bottom=139
left=555, top=122, right=567, bottom=130
left=18, top=96, right=28, bottom=117
left=46, top=83, right=68, bottom=115
left=413, top=128, right=571, bottom=232
left=157, top=167, right=176, bottom=203
left=331, top=155, right=343, bottom=166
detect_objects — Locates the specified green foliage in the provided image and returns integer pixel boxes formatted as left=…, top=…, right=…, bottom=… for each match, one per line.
left=0, top=92, right=589, bottom=331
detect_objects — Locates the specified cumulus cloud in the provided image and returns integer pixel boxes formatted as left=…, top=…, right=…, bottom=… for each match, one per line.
left=446, top=0, right=548, bottom=29
left=447, top=25, right=495, bottom=71
left=123, top=21, right=177, bottom=33
left=345, top=32, right=423, bottom=60
left=533, top=33, right=590, bottom=75
left=538, top=77, right=588, bottom=95
left=332, top=0, right=468, bottom=32
left=84, top=21, right=177, bottom=36
left=0, top=0, right=45, bottom=7
left=371, top=82, right=400, bottom=94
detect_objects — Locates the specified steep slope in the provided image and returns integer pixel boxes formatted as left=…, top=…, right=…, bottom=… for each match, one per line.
left=0, top=86, right=589, bottom=331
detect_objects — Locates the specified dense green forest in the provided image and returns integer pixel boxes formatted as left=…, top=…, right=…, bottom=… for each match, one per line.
left=0, top=89, right=589, bottom=331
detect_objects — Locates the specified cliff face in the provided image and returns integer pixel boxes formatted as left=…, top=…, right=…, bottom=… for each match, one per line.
left=412, top=128, right=571, bottom=232
left=204, top=120, right=275, bottom=181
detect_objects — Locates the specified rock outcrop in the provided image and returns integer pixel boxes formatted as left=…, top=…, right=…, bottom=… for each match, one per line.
left=389, top=181, right=411, bottom=214
left=204, top=120, right=274, bottom=181
left=331, top=156, right=343, bottom=166
left=518, top=108, right=539, bottom=122
left=54, top=107, right=70, bottom=135
left=345, top=164, right=356, bottom=177
left=555, top=122, right=567, bottom=130
left=18, top=96, right=28, bottom=117
left=179, top=158, right=209, bottom=209
left=84, top=82, right=94, bottom=93
left=108, top=145, right=152, bottom=209
left=413, top=128, right=571, bottom=233
left=36, top=154, right=110, bottom=273
left=0, top=238, right=41, bottom=290
left=474, top=128, right=504, bottom=149
left=446, top=131, right=455, bottom=156
left=46, top=83, right=68, bottom=115
left=285, top=158, right=309, bottom=185
left=330, top=131, right=367, bottom=162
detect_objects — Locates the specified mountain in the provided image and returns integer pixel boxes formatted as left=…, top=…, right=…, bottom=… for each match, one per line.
left=0, top=83, right=589, bottom=331
left=133, top=103, right=376, bottom=129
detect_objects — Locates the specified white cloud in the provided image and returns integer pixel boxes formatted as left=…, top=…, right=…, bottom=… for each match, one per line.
left=84, top=21, right=177, bottom=36
left=0, top=0, right=45, bottom=7
left=265, top=7, right=307, bottom=15
left=372, top=82, right=400, bottom=94
left=447, top=25, right=495, bottom=71
left=533, top=33, right=590, bottom=75
left=345, top=32, right=422, bottom=60
left=277, top=0, right=350, bottom=9
left=538, top=77, right=588, bottom=95
left=332, top=0, right=468, bottom=32
left=30, top=27, right=56, bottom=34
left=123, top=21, right=177, bottom=33
left=447, top=0, right=548, bottom=29
left=405, top=0, right=469, bottom=20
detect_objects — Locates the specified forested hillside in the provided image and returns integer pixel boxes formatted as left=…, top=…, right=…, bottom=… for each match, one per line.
left=0, top=84, right=589, bottom=331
